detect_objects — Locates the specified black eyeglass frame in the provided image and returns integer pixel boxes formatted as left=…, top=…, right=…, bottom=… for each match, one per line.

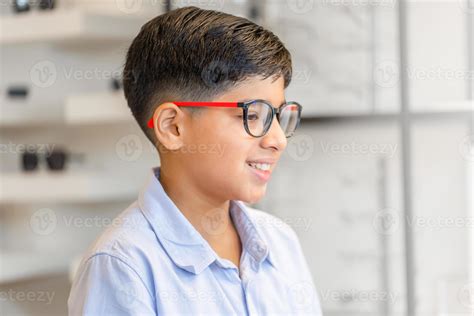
left=237, top=99, right=303, bottom=138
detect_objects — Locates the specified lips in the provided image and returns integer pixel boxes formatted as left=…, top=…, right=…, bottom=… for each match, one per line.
left=245, top=159, right=275, bottom=182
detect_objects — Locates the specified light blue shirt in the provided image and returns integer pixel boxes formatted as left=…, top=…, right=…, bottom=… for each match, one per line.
left=68, top=166, right=322, bottom=315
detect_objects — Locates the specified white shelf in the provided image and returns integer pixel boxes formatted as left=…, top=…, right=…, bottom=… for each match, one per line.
left=0, top=91, right=132, bottom=128
left=0, top=9, right=146, bottom=46
left=0, top=251, right=69, bottom=284
left=0, top=101, right=64, bottom=128
left=65, top=91, right=132, bottom=124
left=0, top=171, right=138, bottom=204
left=411, top=100, right=474, bottom=113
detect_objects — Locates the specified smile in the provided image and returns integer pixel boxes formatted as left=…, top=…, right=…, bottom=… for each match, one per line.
left=247, top=162, right=271, bottom=171
left=245, top=161, right=274, bottom=182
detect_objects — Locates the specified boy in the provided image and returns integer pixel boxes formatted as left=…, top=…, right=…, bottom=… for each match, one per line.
left=68, top=6, right=322, bottom=315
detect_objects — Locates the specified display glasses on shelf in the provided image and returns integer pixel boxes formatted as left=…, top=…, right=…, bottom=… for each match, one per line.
left=13, top=0, right=55, bottom=13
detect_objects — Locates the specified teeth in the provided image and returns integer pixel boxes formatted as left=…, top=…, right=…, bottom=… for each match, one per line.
left=247, top=162, right=271, bottom=171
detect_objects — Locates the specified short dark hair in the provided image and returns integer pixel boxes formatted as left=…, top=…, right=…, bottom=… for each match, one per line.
left=122, top=6, right=292, bottom=146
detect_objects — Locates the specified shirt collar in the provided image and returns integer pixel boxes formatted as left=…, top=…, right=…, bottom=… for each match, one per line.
left=229, top=199, right=276, bottom=269
left=138, top=166, right=276, bottom=274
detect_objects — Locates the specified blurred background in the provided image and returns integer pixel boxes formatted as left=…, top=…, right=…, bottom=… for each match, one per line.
left=0, top=0, right=472, bottom=315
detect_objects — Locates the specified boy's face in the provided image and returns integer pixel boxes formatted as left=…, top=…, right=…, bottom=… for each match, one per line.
left=160, top=75, right=288, bottom=204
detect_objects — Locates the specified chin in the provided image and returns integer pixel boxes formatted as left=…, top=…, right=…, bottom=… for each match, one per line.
left=239, top=187, right=267, bottom=204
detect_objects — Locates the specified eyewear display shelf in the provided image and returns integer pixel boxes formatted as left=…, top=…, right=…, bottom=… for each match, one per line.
left=0, top=7, right=156, bottom=285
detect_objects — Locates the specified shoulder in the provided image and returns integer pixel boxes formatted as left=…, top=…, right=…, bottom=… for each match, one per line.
left=76, top=200, right=161, bottom=278
left=69, top=201, right=160, bottom=312
left=68, top=201, right=158, bottom=314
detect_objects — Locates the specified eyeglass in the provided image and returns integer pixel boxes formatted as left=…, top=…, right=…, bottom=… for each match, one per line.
left=13, top=0, right=55, bottom=13
left=147, top=100, right=302, bottom=138
left=21, top=149, right=68, bottom=172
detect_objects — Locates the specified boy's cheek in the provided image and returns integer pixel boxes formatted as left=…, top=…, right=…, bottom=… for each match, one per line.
left=195, top=156, right=269, bottom=203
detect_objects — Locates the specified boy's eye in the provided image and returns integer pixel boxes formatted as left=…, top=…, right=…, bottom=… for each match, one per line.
left=247, top=113, right=259, bottom=121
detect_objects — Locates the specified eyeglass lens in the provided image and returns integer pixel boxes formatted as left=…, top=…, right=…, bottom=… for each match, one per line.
left=246, top=101, right=300, bottom=137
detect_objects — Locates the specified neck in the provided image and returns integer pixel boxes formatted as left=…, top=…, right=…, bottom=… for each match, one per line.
left=159, top=162, right=233, bottom=241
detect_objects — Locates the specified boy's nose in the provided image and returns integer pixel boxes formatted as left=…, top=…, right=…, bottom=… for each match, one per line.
left=260, top=117, right=287, bottom=152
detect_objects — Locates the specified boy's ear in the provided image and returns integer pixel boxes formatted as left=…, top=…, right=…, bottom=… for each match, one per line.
left=151, top=102, right=186, bottom=151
